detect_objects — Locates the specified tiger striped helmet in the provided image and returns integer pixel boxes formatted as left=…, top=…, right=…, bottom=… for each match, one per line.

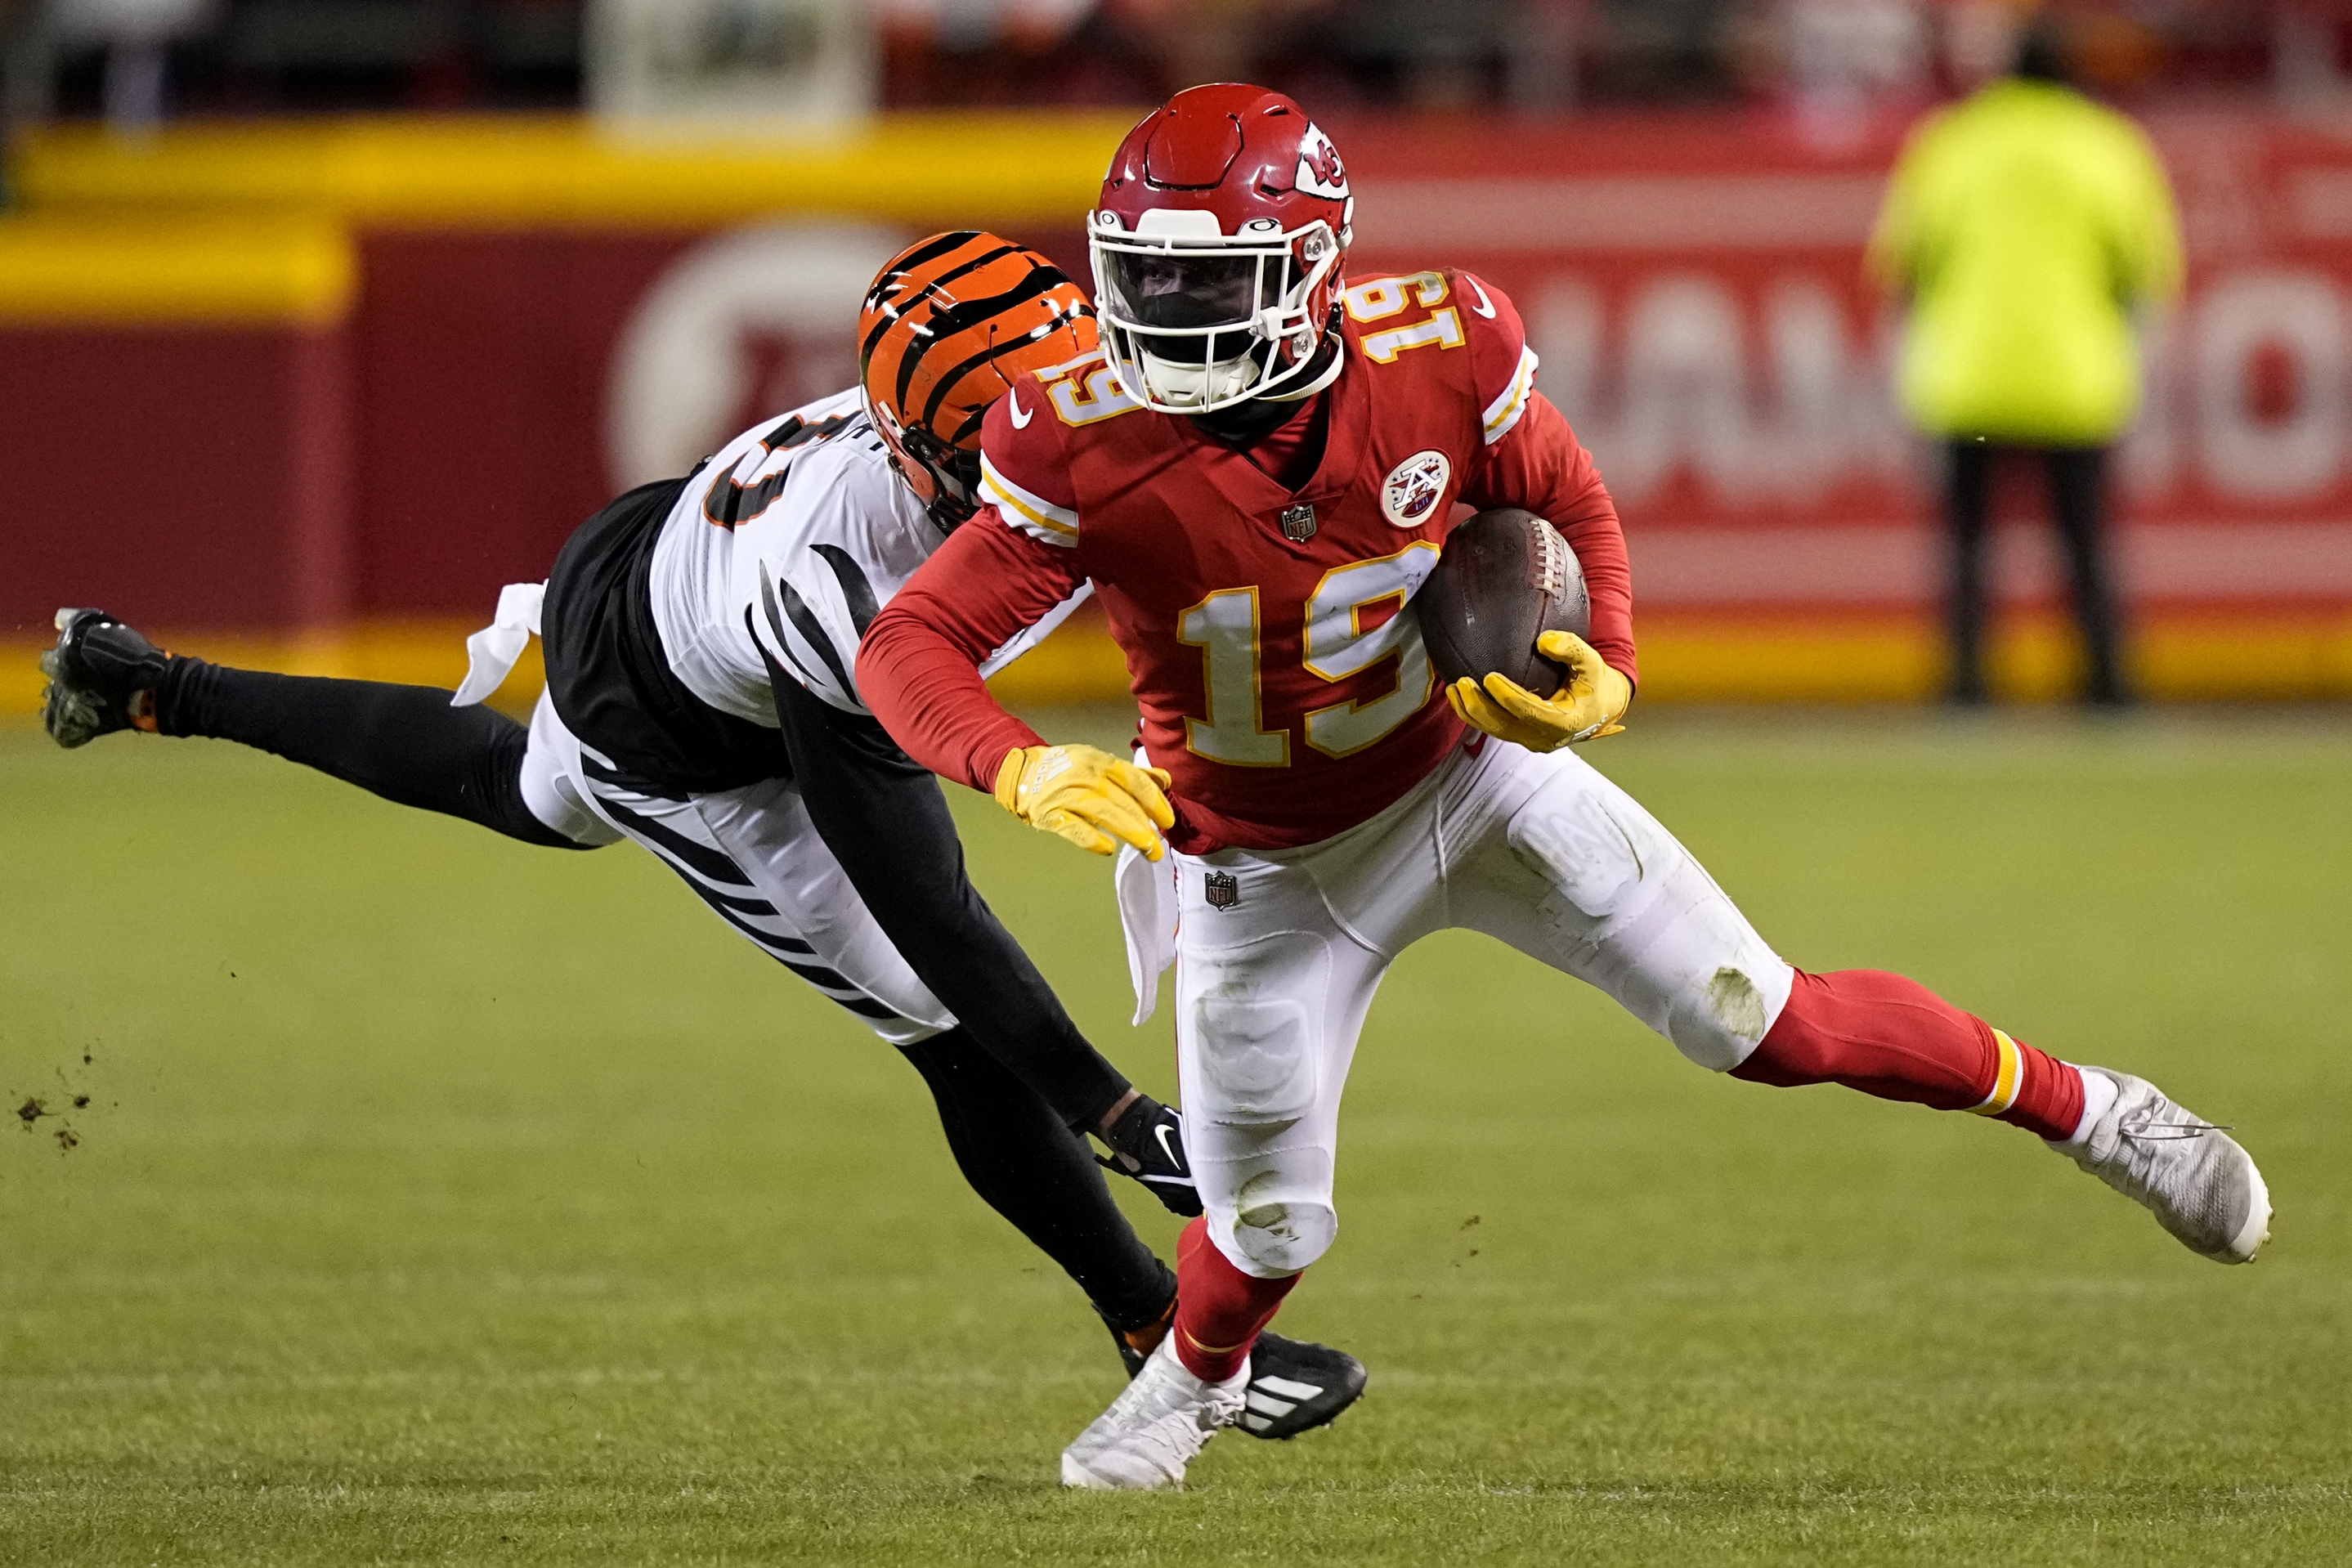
left=859, top=231, right=1097, bottom=531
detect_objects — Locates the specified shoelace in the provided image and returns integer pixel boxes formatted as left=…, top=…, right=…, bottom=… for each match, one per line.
left=2119, top=1115, right=2231, bottom=1142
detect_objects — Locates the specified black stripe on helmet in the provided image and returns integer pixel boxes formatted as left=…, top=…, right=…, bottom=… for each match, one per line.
left=920, top=240, right=1029, bottom=299
left=885, top=248, right=1035, bottom=414
left=917, top=299, right=1090, bottom=441
left=895, top=265, right=1073, bottom=431
left=859, top=231, right=991, bottom=365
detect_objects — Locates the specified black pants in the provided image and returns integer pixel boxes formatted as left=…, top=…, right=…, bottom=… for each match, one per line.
left=155, top=661, right=1176, bottom=1332
left=1942, top=441, right=2130, bottom=706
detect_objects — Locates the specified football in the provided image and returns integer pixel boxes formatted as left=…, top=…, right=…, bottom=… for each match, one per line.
left=1417, top=507, right=1591, bottom=698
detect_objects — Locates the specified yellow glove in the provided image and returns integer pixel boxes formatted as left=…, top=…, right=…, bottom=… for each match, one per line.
left=994, top=743, right=1176, bottom=861
left=1446, top=631, right=1632, bottom=753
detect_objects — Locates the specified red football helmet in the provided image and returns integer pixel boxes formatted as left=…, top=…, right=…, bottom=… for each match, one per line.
left=1089, top=83, right=1353, bottom=414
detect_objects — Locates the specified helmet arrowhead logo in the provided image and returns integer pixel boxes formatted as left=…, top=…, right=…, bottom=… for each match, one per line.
left=1295, top=124, right=1349, bottom=200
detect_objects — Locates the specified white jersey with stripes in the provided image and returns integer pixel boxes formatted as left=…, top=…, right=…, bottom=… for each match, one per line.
left=647, top=388, right=1093, bottom=721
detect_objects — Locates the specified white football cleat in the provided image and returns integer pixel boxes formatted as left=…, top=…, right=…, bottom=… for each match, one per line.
left=2056, top=1066, right=2272, bottom=1263
left=1060, top=1336, right=1247, bottom=1490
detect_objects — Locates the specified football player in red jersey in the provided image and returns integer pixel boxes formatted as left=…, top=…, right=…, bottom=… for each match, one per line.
left=858, top=87, right=2273, bottom=1489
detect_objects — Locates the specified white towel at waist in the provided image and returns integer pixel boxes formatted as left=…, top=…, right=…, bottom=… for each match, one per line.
left=451, top=580, right=546, bottom=707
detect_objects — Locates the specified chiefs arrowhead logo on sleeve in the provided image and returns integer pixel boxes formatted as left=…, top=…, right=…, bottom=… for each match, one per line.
left=1295, top=124, right=1349, bottom=199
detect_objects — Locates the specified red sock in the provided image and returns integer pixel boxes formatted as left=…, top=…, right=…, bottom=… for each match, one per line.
left=1171, top=1216, right=1300, bottom=1383
left=1733, top=969, right=2084, bottom=1141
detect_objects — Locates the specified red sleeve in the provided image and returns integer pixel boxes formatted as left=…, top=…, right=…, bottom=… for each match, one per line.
left=1460, top=390, right=1637, bottom=688
left=858, top=505, right=1088, bottom=791
left=966, top=364, right=1091, bottom=553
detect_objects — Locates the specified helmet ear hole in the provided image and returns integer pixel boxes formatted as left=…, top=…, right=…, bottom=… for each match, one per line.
left=942, top=447, right=982, bottom=500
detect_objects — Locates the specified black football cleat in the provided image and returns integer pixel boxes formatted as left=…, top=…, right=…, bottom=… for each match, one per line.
left=1096, top=1095, right=1203, bottom=1217
left=40, top=608, right=171, bottom=749
left=1236, top=1332, right=1368, bottom=1440
left=1100, top=1304, right=1368, bottom=1441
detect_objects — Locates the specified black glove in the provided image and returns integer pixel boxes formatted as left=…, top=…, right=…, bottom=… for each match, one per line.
left=1097, top=1094, right=1203, bottom=1216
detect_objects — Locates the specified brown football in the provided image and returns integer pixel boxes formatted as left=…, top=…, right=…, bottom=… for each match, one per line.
left=1417, top=508, right=1591, bottom=699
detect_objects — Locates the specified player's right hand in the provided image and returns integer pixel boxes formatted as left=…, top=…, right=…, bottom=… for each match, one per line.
left=994, top=743, right=1176, bottom=861
left=1096, top=1094, right=1203, bottom=1216
left=1446, top=631, right=1632, bottom=752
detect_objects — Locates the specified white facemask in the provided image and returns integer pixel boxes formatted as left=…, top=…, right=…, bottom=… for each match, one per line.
left=1135, top=347, right=1264, bottom=410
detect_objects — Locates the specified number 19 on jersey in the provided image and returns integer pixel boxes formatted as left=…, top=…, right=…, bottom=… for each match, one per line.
left=1178, top=543, right=1441, bottom=768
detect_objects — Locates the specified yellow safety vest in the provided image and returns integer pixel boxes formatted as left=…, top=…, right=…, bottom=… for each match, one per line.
left=1870, top=78, right=2182, bottom=446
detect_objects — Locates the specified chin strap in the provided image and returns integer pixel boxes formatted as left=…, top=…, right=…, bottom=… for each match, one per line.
left=1189, top=334, right=1346, bottom=444
left=1261, top=323, right=1346, bottom=404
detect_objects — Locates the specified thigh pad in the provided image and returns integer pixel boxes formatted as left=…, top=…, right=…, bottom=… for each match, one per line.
left=1187, top=930, right=1328, bottom=1127
left=1504, top=767, right=1656, bottom=926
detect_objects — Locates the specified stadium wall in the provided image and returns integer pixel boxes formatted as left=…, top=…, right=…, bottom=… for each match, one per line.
left=2, top=110, right=2349, bottom=712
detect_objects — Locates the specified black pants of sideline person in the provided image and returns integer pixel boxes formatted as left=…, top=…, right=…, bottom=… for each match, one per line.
left=1944, top=440, right=2131, bottom=706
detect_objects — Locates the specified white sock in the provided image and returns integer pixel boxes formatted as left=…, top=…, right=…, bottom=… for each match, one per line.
left=2058, top=1064, right=2117, bottom=1148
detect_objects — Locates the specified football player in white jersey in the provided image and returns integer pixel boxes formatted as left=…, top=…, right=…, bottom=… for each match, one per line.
left=38, top=232, right=1365, bottom=1436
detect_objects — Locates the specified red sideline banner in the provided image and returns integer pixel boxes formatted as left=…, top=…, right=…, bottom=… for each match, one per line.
left=1337, top=114, right=2352, bottom=626
left=5, top=110, right=2350, bottom=674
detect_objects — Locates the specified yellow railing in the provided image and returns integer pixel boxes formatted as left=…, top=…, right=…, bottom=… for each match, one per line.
left=10, top=111, right=1139, bottom=229
left=0, top=212, right=353, bottom=324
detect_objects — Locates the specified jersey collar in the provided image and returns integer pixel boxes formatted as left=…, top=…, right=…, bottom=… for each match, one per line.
left=1172, top=339, right=1371, bottom=522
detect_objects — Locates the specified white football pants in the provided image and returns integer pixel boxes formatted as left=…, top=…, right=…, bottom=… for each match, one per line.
left=1160, top=735, right=1795, bottom=1279
left=516, top=692, right=956, bottom=1046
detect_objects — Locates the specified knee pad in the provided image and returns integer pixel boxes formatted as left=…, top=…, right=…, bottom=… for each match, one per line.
left=1218, top=1170, right=1338, bottom=1276
left=1659, top=959, right=1794, bottom=1072
left=521, top=699, right=623, bottom=848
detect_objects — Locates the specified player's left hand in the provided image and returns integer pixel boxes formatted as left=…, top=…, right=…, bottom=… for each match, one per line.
left=995, top=742, right=1176, bottom=860
left=1447, top=631, right=1632, bottom=753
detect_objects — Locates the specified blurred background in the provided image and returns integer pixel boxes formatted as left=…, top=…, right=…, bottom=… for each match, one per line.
left=3, top=0, right=2350, bottom=706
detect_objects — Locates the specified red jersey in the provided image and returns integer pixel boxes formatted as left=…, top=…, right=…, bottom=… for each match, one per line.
left=859, top=268, right=1637, bottom=853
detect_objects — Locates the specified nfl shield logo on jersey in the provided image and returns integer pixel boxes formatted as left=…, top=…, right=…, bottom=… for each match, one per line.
left=1382, top=450, right=1451, bottom=527
left=1279, top=503, right=1317, bottom=542
left=1203, top=870, right=1241, bottom=910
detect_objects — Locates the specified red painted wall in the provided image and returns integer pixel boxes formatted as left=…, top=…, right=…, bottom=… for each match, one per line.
left=350, top=231, right=689, bottom=618
left=1, top=326, right=348, bottom=636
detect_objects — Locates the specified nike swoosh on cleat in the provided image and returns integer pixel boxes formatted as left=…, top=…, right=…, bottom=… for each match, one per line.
left=1465, top=276, right=1498, bottom=319
left=1008, top=388, right=1033, bottom=428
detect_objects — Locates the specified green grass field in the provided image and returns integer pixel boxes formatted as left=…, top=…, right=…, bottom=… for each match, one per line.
left=3, top=709, right=2349, bottom=1565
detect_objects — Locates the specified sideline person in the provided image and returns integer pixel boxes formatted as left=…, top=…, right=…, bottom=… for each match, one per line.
left=1869, top=21, right=2182, bottom=705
